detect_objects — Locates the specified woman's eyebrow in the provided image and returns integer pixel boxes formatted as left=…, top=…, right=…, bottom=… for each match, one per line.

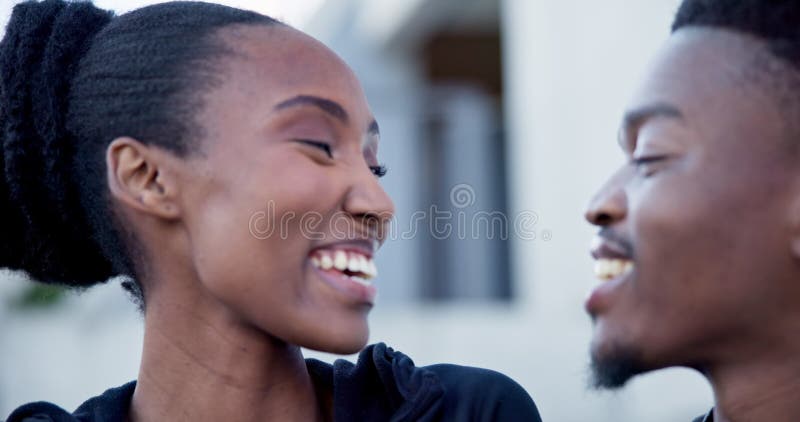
left=275, top=95, right=380, bottom=137
left=273, top=95, right=349, bottom=123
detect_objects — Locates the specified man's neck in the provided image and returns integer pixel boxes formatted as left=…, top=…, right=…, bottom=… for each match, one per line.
left=708, top=349, right=800, bottom=422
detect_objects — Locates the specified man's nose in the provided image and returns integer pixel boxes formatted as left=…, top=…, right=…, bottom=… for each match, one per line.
left=585, top=166, right=631, bottom=227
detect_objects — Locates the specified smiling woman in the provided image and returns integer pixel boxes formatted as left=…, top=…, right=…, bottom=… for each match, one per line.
left=0, top=1, right=540, bottom=421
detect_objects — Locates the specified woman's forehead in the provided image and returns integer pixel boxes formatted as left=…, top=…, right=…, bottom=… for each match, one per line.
left=212, top=24, right=369, bottom=116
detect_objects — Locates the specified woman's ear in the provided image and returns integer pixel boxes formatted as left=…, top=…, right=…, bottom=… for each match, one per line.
left=106, top=137, right=181, bottom=220
left=788, top=190, right=800, bottom=261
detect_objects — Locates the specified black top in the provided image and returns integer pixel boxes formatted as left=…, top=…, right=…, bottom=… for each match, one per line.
left=7, top=343, right=542, bottom=422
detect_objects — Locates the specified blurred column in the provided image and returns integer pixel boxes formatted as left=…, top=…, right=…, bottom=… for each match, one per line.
left=422, top=85, right=509, bottom=300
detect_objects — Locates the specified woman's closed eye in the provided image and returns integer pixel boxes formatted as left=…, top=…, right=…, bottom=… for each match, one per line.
left=296, top=139, right=387, bottom=178
left=296, top=139, right=333, bottom=158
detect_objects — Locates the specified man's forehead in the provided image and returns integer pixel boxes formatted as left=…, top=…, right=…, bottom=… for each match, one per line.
left=636, top=28, right=767, bottom=99
left=625, top=28, right=787, bottom=128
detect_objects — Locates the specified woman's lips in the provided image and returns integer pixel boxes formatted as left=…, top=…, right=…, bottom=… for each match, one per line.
left=310, top=249, right=377, bottom=280
left=310, top=239, right=377, bottom=259
left=309, top=248, right=378, bottom=304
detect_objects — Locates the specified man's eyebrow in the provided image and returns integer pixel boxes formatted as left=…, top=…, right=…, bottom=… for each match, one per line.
left=274, top=95, right=349, bottom=123
left=618, top=102, right=684, bottom=150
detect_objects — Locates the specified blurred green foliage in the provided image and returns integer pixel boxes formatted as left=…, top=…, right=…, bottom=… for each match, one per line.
left=9, top=283, right=67, bottom=309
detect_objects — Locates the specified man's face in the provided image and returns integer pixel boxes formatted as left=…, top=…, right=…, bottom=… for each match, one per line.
left=584, top=27, right=800, bottom=388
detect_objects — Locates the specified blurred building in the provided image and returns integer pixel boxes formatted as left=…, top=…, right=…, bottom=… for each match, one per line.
left=0, top=0, right=714, bottom=421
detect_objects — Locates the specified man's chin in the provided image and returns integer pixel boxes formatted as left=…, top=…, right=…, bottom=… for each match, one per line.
left=589, top=341, right=648, bottom=390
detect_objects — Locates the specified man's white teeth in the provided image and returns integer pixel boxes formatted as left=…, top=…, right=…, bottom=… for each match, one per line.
left=594, top=259, right=634, bottom=281
left=311, top=250, right=378, bottom=280
left=334, top=251, right=348, bottom=271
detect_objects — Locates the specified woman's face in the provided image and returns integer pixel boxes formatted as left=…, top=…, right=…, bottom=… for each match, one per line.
left=175, top=25, right=394, bottom=354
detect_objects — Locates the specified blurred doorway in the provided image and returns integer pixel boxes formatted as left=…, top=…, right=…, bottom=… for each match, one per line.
left=417, top=1, right=511, bottom=301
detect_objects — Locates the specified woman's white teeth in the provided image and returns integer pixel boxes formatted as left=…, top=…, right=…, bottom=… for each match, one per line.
left=334, top=251, right=348, bottom=271
left=347, top=255, right=360, bottom=273
left=320, top=254, right=333, bottom=270
left=367, top=260, right=378, bottom=278
left=350, top=276, right=370, bottom=287
left=311, top=250, right=378, bottom=280
left=594, top=259, right=634, bottom=281
left=358, top=255, right=368, bottom=273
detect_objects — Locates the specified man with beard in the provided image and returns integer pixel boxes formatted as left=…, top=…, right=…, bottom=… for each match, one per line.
left=584, top=1, right=800, bottom=421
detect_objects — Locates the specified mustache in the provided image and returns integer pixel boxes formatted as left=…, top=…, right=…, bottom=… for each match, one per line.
left=596, top=227, right=635, bottom=258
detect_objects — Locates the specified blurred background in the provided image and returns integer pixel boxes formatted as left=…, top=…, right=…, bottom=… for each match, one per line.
left=0, top=0, right=713, bottom=420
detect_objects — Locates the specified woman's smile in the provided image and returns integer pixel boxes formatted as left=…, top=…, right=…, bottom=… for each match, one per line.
left=309, top=240, right=379, bottom=304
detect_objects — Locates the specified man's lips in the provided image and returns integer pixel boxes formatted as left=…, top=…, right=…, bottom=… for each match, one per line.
left=591, top=237, right=634, bottom=282
left=590, top=235, right=633, bottom=261
left=586, top=234, right=635, bottom=315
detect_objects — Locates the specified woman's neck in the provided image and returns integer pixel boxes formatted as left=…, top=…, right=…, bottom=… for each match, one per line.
left=129, top=288, right=330, bottom=422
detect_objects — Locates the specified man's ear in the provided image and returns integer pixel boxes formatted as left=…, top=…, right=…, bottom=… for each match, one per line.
left=106, top=137, right=181, bottom=220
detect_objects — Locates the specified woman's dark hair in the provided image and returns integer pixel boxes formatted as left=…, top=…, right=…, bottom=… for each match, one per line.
left=673, top=0, right=800, bottom=68
left=0, top=0, right=279, bottom=306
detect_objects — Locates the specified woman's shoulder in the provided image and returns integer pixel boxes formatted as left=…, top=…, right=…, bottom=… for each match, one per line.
left=6, top=381, right=136, bottom=422
left=5, top=401, right=75, bottom=422
left=424, top=363, right=542, bottom=421
left=324, top=342, right=541, bottom=422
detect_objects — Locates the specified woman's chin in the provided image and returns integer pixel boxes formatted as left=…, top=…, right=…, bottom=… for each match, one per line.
left=324, top=341, right=367, bottom=355
left=300, top=324, right=370, bottom=355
